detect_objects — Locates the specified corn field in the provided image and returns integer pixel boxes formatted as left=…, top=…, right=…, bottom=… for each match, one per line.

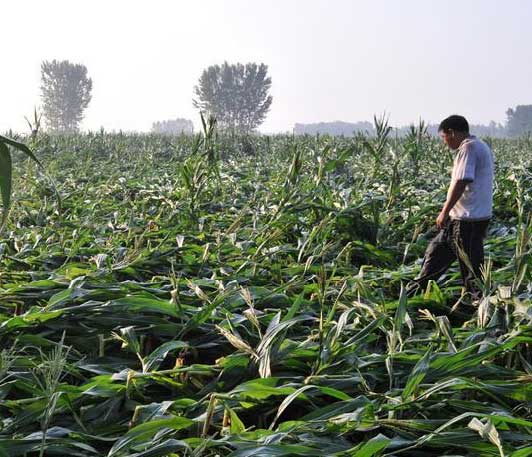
left=0, top=125, right=531, bottom=456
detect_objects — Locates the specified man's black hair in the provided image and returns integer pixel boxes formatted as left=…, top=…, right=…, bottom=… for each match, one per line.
left=438, top=115, right=469, bottom=133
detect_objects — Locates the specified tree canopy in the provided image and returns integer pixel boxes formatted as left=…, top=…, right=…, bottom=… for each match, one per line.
left=506, top=105, right=532, bottom=137
left=40, top=60, right=92, bottom=133
left=193, top=62, right=272, bottom=133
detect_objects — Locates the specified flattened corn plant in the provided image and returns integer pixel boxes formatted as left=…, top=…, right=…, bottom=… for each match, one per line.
left=0, top=126, right=530, bottom=457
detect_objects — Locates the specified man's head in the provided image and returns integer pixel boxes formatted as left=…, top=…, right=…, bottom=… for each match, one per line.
left=438, top=115, right=470, bottom=150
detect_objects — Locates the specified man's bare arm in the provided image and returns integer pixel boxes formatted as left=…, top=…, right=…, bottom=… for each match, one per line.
left=436, top=179, right=470, bottom=229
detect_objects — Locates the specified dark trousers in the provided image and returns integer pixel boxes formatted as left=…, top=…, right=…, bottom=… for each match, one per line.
left=408, top=219, right=490, bottom=297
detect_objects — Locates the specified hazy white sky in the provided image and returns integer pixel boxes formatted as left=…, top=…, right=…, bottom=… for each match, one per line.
left=1, top=0, right=531, bottom=133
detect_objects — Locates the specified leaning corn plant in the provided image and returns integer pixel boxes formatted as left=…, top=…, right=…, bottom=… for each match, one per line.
left=31, top=333, right=71, bottom=457
left=361, top=113, right=392, bottom=178
left=0, top=134, right=60, bottom=231
left=25, top=107, right=43, bottom=140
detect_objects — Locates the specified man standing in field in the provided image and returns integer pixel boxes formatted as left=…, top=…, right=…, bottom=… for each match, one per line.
left=408, top=115, right=495, bottom=300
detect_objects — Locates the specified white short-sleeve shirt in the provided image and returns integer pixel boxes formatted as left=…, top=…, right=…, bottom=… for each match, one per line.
left=448, top=135, right=494, bottom=221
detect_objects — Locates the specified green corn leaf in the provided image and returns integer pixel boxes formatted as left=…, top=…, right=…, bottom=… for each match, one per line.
left=0, top=143, right=12, bottom=231
left=227, top=444, right=318, bottom=457
left=107, top=417, right=194, bottom=456
left=351, top=434, right=390, bottom=457
left=402, top=347, right=432, bottom=400
left=143, top=340, right=189, bottom=373
left=127, top=439, right=190, bottom=457
left=227, top=406, right=246, bottom=434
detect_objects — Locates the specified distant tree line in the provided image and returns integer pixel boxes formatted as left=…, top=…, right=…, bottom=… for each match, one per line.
left=294, top=109, right=532, bottom=138
left=151, top=118, right=194, bottom=135
left=294, top=121, right=374, bottom=136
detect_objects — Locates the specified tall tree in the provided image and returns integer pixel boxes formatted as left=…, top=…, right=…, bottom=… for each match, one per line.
left=506, top=105, right=532, bottom=137
left=40, top=60, right=93, bottom=133
left=193, top=62, right=272, bottom=133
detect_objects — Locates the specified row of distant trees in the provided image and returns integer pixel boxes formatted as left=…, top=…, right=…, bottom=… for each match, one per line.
left=295, top=111, right=532, bottom=138
left=37, top=60, right=272, bottom=134
left=151, top=118, right=194, bottom=134
left=295, top=120, right=505, bottom=137
left=36, top=59, right=532, bottom=137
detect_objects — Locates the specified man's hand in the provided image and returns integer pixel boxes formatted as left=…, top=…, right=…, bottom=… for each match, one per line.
left=436, top=209, right=449, bottom=230
left=437, top=180, right=469, bottom=230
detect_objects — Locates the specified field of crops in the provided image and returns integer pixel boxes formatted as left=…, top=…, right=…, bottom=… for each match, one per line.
left=0, top=126, right=531, bottom=456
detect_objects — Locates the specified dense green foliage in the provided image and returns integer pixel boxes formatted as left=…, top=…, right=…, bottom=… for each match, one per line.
left=0, top=129, right=531, bottom=456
